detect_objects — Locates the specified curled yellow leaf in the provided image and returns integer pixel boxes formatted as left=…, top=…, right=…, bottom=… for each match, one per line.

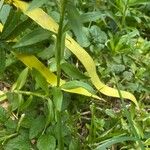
left=16, top=54, right=102, bottom=100
left=12, top=0, right=139, bottom=107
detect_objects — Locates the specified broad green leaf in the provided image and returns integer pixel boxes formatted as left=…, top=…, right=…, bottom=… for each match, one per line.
left=61, top=80, right=96, bottom=95
left=37, top=134, right=56, bottom=150
left=32, top=69, right=49, bottom=94
left=4, top=132, right=31, bottom=150
left=28, top=0, right=49, bottom=11
left=29, top=115, right=45, bottom=139
left=12, top=67, right=29, bottom=90
left=13, top=28, right=51, bottom=48
left=95, top=136, right=137, bottom=150
left=80, top=11, right=105, bottom=23
left=12, top=1, right=139, bottom=108
left=4, top=118, right=17, bottom=132
left=52, top=87, right=63, bottom=112
left=61, top=62, right=89, bottom=80
left=66, top=1, right=89, bottom=47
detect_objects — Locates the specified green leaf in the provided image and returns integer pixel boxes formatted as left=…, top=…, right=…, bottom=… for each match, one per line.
left=28, top=0, right=49, bottom=11
left=80, top=11, right=105, bottom=23
left=7, top=93, right=24, bottom=111
left=61, top=80, right=96, bottom=94
left=105, top=109, right=116, bottom=118
left=67, top=1, right=89, bottom=47
left=0, top=4, right=11, bottom=24
left=37, top=134, right=56, bottom=150
left=52, top=87, right=63, bottom=112
left=14, top=42, right=47, bottom=54
left=95, top=136, right=137, bottom=150
left=129, top=0, right=150, bottom=5
left=133, top=121, right=144, bottom=138
left=1, top=8, right=21, bottom=40
left=37, top=44, right=55, bottom=59
left=13, top=28, right=51, bottom=48
left=0, top=106, right=7, bottom=123
left=29, top=115, right=45, bottom=139
left=4, top=132, right=31, bottom=150
left=145, top=138, right=150, bottom=146
left=69, top=139, right=80, bottom=150
left=5, top=18, right=32, bottom=40
left=89, top=25, right=107, bottom=45
left=0, top=0, right=4, bottom=11
left=123, top=71, right=133, bottom=81
left=12, top=67, right=29, bottom=90
left=20, top=95, right=33, bottom=111
left=32, top=69, right=49, bottom=94
left=4, top=118, right=17, bottom=133
left=45, top=99, right=54, bottom=127
left=61, top=62, right=89, bottom=80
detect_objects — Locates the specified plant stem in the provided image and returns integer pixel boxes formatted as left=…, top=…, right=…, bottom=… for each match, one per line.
left=57, top=110, right=64, bottom=150
left=56, top=0, right=67, bottom=87
left=0, top=133, right=18, bottom=144
left=55, top=1, right=67, bottom=149
left=11, top=90, right=49, bottom=100
left=89, top=103, right=96, bottom=144
left=16, top=113, right=25, bottom=132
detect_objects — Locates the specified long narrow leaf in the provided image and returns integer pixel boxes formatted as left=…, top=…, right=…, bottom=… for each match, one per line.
left=11, top=67, right=29, bottom=90
left=12, top=0, right=139, bottom=107
left=16, top=53, right=101, bottom=100
left=95, top=136, right=137, bottom=150
left=13, top=28, right=51, bottom=48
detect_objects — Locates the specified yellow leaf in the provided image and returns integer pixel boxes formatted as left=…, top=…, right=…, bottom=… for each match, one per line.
left=16, top=54, right=102, bottom=100
left=0, top=21, right=102, bottom=100
left=0, top=23, right=3, bottom=32
left=12, top=0, right=139, bottom=108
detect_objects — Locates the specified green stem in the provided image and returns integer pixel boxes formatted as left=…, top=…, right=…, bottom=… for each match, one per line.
left=0, top=133, right=18, bottom=144
left=11, top=90, right=49, bottom=100
left=55, top=1, right=67, bottom=149
left=113, top=73, right=145, bottom=150
left=57, top=110, right=64, bottom=150
left=56, top=0, right=67, bottom=87
left=16, top=113, right=25, bottom=132
left=89, top=103, right=96, bottom=144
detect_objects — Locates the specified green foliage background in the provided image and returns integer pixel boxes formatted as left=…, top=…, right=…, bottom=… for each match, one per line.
left=0, top=0, right=150, bottom=149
